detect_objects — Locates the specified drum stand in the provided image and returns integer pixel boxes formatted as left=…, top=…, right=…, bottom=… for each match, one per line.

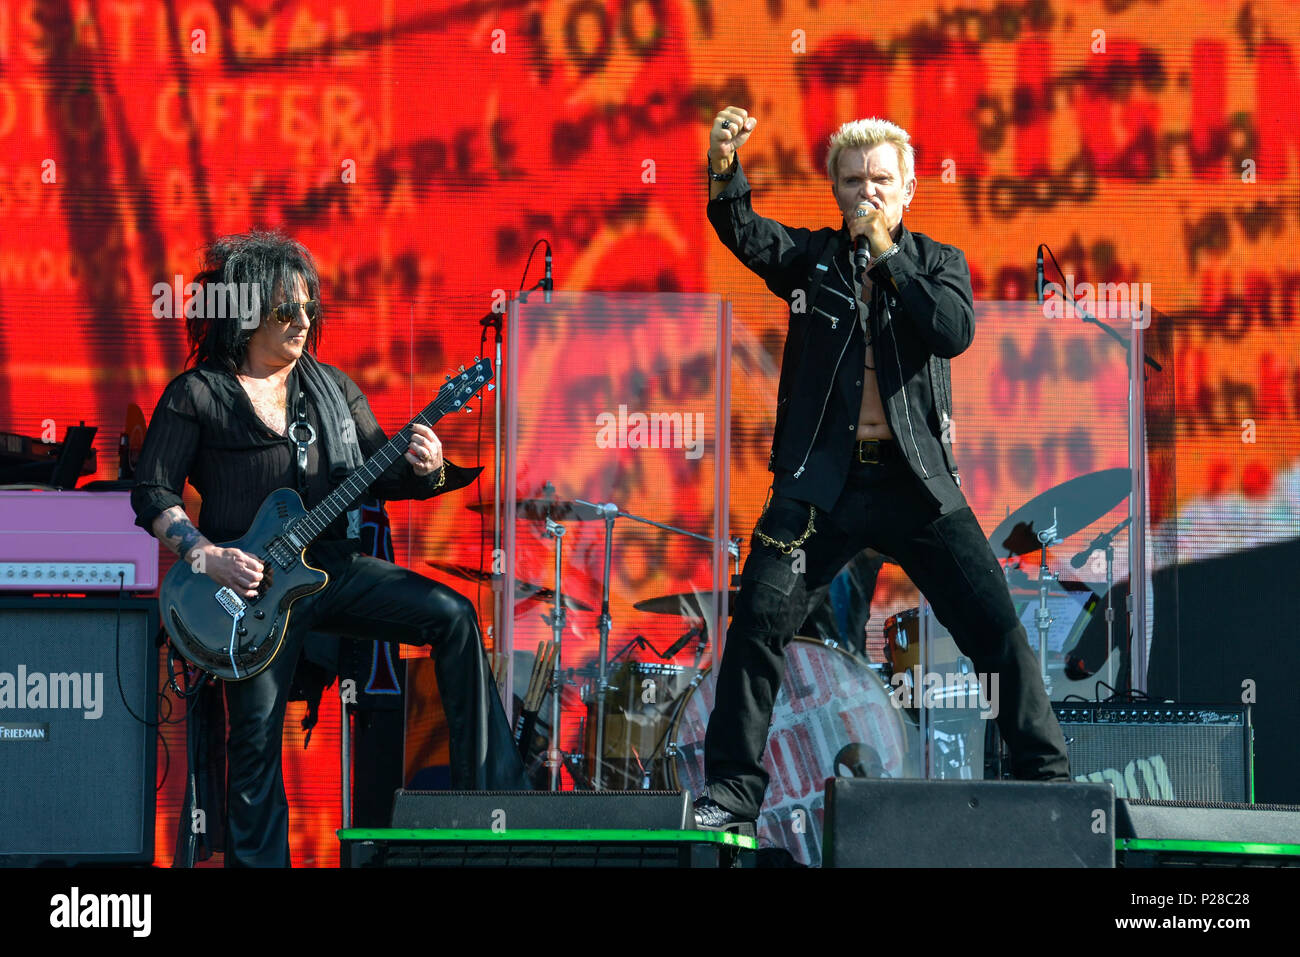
left=582, top=502, right=618, bottom=791
left=1089, top=515, right=1131, bottom=689
left=573, top=497, right=739, bottom=790
left=1033, top=508, right=1062, bottom=698
left=542, top=516, right=568, bottom=791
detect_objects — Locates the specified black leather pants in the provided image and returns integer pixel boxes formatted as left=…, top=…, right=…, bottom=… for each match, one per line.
left=704, top=458, right=1071, bottom=820
left=221, top=544, right=525, bottom=867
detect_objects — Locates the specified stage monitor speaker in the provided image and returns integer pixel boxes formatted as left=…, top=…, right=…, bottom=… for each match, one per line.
left=1053, top=702, right=1252, bottom=803
left=0, top=597, right=158, bottom=866
left=391, top=789, right=692, bottom=830
left=1116, top=799, right=1300, bottom=866
left=1118, top=798, right=1300, bottom=844
left=823, top=778, right=1115, bottom=868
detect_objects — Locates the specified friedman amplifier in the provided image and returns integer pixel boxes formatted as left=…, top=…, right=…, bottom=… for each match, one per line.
left=1053, top=702, right=1253, bottom=804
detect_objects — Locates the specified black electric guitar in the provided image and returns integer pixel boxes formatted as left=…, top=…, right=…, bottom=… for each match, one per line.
left=159, top=358, right=493, bottom=681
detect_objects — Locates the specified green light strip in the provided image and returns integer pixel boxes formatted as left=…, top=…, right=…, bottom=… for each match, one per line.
left=337, top=828, right=756, bottom=849
left=1119, top=838, right=1300, bottom=856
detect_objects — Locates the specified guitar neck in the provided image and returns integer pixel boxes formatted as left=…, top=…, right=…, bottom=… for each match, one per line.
left=287, top=387, right=466, bottom=547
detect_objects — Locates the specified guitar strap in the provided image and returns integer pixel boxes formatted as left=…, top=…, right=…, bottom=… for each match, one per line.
left=288, top=390, right=361, bottom=539
left=289, top=391, right=315, bottom=498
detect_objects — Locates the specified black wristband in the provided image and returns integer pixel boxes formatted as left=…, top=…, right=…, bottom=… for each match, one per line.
left=708, top=154, right=737, bottom=182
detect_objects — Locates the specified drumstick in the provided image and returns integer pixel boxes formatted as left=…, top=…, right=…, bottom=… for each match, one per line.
left=492, top=650, right=508, bottom=696
left=517, top=641, right=555, bottom=758
left=524, top=641, right=545, bottom=710
left=538, top=641, right=559, bottom=708
left=524, top=641, right=555, bottom=713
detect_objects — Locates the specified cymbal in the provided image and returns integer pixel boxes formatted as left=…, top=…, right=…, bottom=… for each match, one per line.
left=466, top=498, right=605, bottom=522
left=989, top=468, right=1131, bottom=559
left=424, top=560, right=594, bottom=611
left=634, top=590, right=741, bottom=618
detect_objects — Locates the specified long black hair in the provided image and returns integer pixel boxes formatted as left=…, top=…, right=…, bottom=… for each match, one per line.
left=186, top=230, right=324, bottom=371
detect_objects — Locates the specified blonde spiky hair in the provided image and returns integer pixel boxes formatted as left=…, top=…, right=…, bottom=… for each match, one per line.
left=826, top=118, right=915, bottom=185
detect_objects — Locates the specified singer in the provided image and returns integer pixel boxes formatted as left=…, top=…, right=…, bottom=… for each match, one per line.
left=694, top=110, right=1071, bottom=828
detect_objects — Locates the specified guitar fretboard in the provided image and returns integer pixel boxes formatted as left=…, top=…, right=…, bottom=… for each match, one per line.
left=281, top=363, right=488, bottom=549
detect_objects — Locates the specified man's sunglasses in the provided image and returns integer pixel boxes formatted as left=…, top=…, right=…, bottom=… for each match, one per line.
left=268, top=300, right=320, bottom=324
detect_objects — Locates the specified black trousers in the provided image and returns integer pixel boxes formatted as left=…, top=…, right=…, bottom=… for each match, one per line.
left=704, top=455, right=1071, bottom=820
left=221, top=543, right=525, bottom=867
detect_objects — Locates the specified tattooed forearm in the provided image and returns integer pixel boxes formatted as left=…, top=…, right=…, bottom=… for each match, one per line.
left=167, top=520, right=204, bottom=559
left=152, top=506, right=210, bottom=561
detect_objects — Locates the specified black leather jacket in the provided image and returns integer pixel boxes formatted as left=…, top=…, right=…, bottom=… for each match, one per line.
left=708, top=161, right=972, bottom=514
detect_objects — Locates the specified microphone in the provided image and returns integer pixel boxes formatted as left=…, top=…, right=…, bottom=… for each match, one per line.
left=543, top=243, right=553, bottom=304
left=1070, top=517, right=1132, bottom=568
left=1036, top=244, right=1045, bottom=305
left=853, top=235, right=869, bottom=282
left=662, top=624, right=704, bottom=660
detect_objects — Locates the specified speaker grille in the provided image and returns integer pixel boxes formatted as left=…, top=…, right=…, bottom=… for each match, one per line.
left=1054, top=703, right=1251, bottom=803
left=0, top=599, right=157, bottom=864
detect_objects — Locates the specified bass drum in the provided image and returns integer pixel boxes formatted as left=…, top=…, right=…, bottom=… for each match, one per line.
left=667, top=637, right=917, bottom=867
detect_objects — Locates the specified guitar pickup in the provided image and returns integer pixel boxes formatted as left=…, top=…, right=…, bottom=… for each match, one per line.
left=215, top=587, right=247, bottom=619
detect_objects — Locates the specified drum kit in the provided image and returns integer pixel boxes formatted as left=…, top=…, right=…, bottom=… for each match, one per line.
left=426, top=469, right=1133, bottom=865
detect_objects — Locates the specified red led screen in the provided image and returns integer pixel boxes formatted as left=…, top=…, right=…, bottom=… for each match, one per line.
left=2, top=0, right=1298, bottom=864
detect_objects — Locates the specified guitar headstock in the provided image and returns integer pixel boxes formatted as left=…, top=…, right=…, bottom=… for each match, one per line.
left=437, top=356, right=495, bottom=414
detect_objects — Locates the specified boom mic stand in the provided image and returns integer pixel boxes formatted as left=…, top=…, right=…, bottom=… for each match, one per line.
left=479, top=238, right=552, bottom=721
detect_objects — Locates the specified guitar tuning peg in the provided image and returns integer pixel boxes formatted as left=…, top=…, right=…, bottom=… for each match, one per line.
left=474, top=356, right=481, bottom=362
left=464, top=406, right=473, bottom=413
left=445, top=374, right=451, bottom=381
left=458, top=365, right=466, bottom=372
left=487, top=384, right=495, bottom=392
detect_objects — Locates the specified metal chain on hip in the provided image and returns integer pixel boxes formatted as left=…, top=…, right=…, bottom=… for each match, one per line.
left=753, top=494, right=817, bottom=555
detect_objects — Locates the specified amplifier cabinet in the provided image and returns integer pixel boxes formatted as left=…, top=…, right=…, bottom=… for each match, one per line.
left=0, top=597, right=158, bottom=866
left=1053, top=703, right=1252, bottom=804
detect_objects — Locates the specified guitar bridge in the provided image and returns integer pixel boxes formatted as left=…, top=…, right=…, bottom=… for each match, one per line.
left=215, top=587, right=247, bottom=619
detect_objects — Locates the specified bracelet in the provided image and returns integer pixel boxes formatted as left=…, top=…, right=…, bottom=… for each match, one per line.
left=872, top=242, right=902, bottom=267
left=430, top=463, right=447, bottom=490
left=707, top=154, right=737, bottom=182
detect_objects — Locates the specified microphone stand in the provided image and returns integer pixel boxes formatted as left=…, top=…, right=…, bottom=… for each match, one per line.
left=482, top=242, right=552, bottom=722
left=479, top=307, right=506, bottom=707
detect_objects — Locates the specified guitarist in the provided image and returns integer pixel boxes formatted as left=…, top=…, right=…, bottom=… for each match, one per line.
left=132, top=231, right=525, bottom=866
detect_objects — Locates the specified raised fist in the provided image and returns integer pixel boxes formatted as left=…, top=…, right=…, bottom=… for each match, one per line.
left=709, top=106, right=757, bottom=170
